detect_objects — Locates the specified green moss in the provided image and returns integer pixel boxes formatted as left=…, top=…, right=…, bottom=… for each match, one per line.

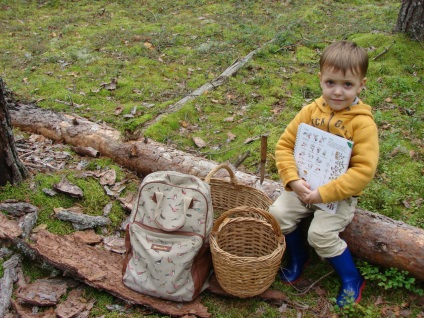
left=1, top=1, right=424, bottom=316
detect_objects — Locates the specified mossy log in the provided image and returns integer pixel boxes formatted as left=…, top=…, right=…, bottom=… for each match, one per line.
left=8, top=103, right=424, bottom=282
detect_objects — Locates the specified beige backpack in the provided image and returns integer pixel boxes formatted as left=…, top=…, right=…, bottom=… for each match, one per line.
left=122, top=171, right=213, bottom=302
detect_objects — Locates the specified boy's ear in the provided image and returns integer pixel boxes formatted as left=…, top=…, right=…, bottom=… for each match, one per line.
left=358, top=77, right=367, bottom=92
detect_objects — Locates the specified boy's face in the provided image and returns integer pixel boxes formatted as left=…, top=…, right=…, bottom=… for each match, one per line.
left=319, top=67, right=366, bottom=111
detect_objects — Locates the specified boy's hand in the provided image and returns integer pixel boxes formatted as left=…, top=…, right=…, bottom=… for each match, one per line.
left=304, top=189, right=323, bottom=204
left=288, top=179, right=311, bottom=203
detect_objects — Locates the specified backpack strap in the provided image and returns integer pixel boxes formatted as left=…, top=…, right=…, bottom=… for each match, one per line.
left=154, top=192, right=191, bottom=231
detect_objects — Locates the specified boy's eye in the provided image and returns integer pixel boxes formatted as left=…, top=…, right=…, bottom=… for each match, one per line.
left=345, top=82, right=353, bottom=87
left=326, top=80, right=334, bottom=85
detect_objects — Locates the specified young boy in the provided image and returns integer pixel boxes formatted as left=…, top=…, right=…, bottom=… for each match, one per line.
left=269, top=40, right=379, bottom=307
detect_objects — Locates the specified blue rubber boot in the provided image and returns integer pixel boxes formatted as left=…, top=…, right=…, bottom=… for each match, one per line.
left=280, top=227, right=309, bottom=284
left=327, top=248, right=366, bottom=307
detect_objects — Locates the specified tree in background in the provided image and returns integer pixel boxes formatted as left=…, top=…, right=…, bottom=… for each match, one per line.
left=0, top=78, right=28, bottom=186
left=396, top=0, right=424, bottom=41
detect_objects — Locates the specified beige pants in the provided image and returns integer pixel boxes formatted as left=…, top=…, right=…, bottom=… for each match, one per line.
left=269, top=191, right=357, bottom=258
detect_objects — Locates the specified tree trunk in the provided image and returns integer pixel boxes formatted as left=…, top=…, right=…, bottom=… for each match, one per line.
left=7, top=102, right=424, bottom=282
left=396, top=0, right=424, bottom=41
left=0, top=79, right=28, bottom=186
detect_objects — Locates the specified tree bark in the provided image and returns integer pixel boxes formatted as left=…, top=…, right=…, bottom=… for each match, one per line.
left=0, top=213, right=211, bottom=318
left=7, top=102, right=424, bottom=282
left=396, top=0, right=424, bottom=42
left=0, top=78, right=28, bottom=186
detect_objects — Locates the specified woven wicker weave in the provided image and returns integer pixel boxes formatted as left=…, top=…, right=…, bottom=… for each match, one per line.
left=210, top=206, right=285, bottom=298
left=204, top=164, right=273, bottom=215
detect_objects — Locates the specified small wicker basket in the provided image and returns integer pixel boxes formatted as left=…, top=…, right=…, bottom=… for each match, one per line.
left=210, top=206, right=285, bottom=298
left=204, top=164, right=273, bottom=215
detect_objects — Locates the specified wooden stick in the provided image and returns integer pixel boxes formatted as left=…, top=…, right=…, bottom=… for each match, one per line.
left=373, top=41, right=395, bottom=61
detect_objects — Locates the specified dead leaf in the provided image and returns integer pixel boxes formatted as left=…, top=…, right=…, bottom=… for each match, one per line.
left=223, top=117, right=234, bottom=122
left=180, top=120, right=189, bottom=128
left=115, top=107, right=123, bottom=115
left=193, top=137, right=206, bottom=148
left=144, top=41, right=154, bottom=49
left=385, top=97, right=392, bottom=103
left=100, top=169, right=116, bottom=186
left=380, top=122, right=391, bottom=130
left=117, top=192, right=136, bottom=212
left=101, top=78, right=118, bottom=91
left=226, top=132, right=236, bottom=143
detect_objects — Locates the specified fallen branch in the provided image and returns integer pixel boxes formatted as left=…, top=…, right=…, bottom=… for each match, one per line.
left=141, top=40, right=274, bottom=131
left=373, top=41, right=395, bottom=61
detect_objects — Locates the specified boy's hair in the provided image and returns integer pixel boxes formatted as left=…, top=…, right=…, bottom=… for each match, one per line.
left=319, top=41, right=368, bottom=78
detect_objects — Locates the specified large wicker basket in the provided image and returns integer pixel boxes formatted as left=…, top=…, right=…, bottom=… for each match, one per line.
left=210, top=206, right=285, bottom=298
left=204, top=164, right=273, bottom=215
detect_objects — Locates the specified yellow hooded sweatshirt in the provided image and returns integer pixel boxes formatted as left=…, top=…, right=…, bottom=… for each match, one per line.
left=275, top=96, right=379, bottom=203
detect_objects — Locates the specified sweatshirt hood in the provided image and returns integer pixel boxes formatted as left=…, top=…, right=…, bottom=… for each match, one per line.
left=315, top=96, right=374, bottom=119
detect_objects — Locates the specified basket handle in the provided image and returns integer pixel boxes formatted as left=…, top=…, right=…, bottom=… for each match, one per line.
left=211, top=206, right=283, bottom=239
left=204, top=163, right=238, bottom=186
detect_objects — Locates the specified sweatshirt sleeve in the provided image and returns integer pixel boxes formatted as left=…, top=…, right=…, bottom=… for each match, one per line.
left=318, top=120, right=379, bottom=203
left=275, top=106, right=312, bottom=190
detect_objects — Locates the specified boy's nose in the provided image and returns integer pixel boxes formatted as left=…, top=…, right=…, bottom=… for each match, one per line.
left=334, top=87, right=343, bottom=95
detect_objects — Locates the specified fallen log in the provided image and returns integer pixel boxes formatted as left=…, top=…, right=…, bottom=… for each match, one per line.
left=8, top=103, right=424, bottom=282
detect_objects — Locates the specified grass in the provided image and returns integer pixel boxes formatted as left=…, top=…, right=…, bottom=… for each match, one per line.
left=1, top=0, right=424, bottom=317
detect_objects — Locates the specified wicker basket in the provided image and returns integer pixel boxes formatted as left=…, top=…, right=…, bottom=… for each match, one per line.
left=204, top=164, right=273, bottom=215
left=210, top=206, right=285, bottom=298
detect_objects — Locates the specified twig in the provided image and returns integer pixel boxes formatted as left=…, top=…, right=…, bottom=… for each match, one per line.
left=288, top=270, right=335, bottom=296
left=412, top=27, right=424, bottom=49
left=24, top=161, right=59, bottom=171
left=19, top=149, right=37, bottom=159
left=373, top=41, right=395, bottom=61
left=233, top=150, right=250, bottom=167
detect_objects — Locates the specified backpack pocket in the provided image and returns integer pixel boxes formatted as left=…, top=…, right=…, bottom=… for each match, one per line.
left=122, top=222, right=209, bottom=302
